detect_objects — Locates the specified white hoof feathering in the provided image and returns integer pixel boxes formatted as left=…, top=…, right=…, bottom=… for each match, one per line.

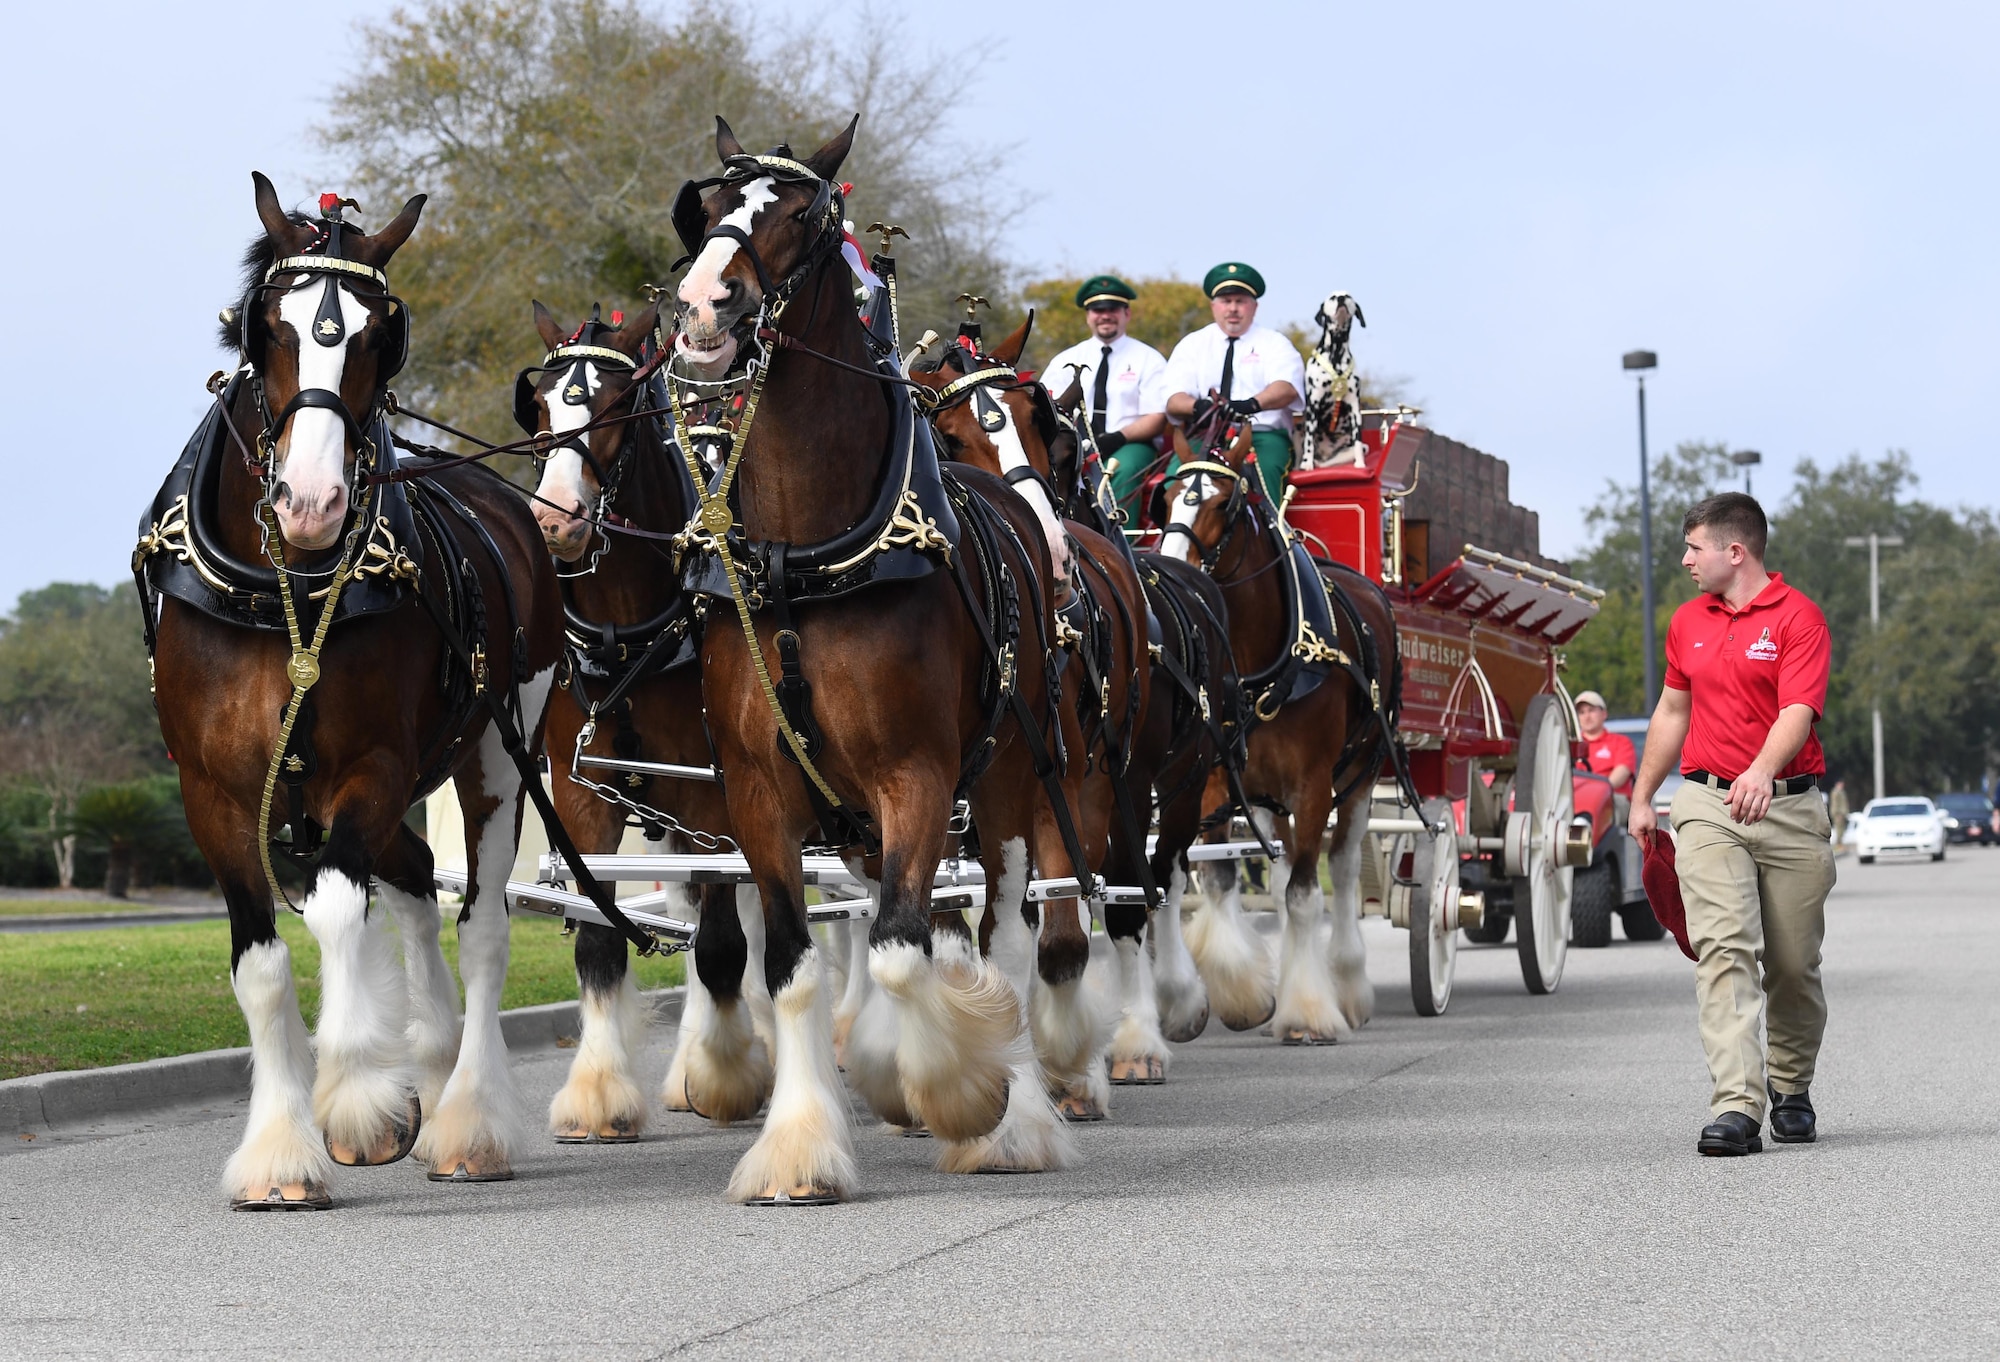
left=872, top=936, right=1018, bottom=1143
left=830, top=887, right=878, bottom=1066
left=377, top=881, right=462, bottom=1115
left=1326, top=833, right=1376, bottom=1030
left=735, top=886, right=777, bottom=1058
left=937, top=1045, right=1078, bottom=1173
left=1109, top=932, right=1171, bottom=1074
left=682, top=993, right=774, bottom=1126
left=727, top=949, right=857, bottom=1202
left=1030, top=971, right=1112, bottom=1092
left=1273, top=882, right=1350, bottom=1043
left=661, top=957, right=715, bottom=1113
left=549, top=970, right=649, bottom=1137
left=1185, top=865, right=1276, bottom=1031
left=1151, top=866, right=1210, bottom=1042
left=304, top=872, right=416, bottom=1157
left=223, top=939, right=335, bottom=1198
left=843, top=975, right=914, bottom=1127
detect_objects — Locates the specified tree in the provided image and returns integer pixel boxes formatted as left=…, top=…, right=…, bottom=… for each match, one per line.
left=317, top=0, right=1017, bottom=450
left=0, top=583, right=161, bottom=887
left=68, top=780, right=175, bottom=899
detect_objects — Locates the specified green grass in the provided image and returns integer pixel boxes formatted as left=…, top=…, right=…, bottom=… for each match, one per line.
left=0, top=911, right=683, bottom=1081
left=0, top=897, right=221, bottom=918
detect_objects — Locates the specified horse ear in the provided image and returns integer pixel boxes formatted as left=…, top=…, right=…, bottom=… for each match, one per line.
left=251, top=172, right=314, bottom=255
left=353, top=194, right=426, bottom=268
left=715, top=116, right=745, bottom=160
left=615, top=303, right=660, bottom=355
left=805, top=114, right=860, bottom=180
left=1227, top=421, right=1255, bottom=469
left=532, top=301, right=567, bottom=351
left=1052, top=371, right=1084, bottom=411
left=990, top=310, right=1034, bottom=366
left=1170, top=425, right=1194, bottom=464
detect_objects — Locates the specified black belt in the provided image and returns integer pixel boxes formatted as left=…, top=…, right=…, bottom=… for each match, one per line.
left=1687, top=769, right=1819, bottom=796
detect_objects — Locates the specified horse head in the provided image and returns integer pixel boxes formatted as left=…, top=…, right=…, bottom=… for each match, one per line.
left=671, top=115, right=857, bottom=379
left=516, top=302, right=660, bottom=561
left=238, top=172, right=424, bottom=551
left=1159, top=421, right=1255, bottom=572
left=912, top=312, right=1073, bottom=589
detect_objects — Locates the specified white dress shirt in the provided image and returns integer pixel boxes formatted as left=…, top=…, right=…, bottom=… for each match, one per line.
left=1040, top=332, right=1168, bottom=433
left=1162, top=323, right=1307, bottom=432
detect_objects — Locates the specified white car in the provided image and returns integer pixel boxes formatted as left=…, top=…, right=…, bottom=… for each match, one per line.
left=1853, top=797, right=1948, bottom=863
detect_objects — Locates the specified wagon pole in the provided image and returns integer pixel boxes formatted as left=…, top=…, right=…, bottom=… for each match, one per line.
left=1843, top=532, right=1904, bottom=802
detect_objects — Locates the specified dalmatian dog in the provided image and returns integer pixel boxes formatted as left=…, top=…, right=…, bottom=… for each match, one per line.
left=1300, top=292, right=1366, bottom=469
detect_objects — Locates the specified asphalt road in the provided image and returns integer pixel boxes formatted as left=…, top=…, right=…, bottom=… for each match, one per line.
left=4, top=850, right=1995, bottom=1358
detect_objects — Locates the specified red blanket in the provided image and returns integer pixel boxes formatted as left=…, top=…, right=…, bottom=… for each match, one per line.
left=1641, top=831, right=1698, bottom=961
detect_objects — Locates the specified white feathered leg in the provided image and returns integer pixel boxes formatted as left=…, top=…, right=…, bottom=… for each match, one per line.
left=1325, top=819, right=1375, bottom=1030
left=727, top=948, right=856, bottom=1202
left=1185, top=853, right=1276, bottom=1031
left=306, top=870, right=419, bottom=1166
left=377, top=879, right=461, bottom=1120
left=223, top=938, right=334, bottom=1206
left=1271, top=846, right=1348, bottom=1044
left=1108, top=922, right=1170, bottom=1083
left=1151, top=863, right=1210, bottom=1041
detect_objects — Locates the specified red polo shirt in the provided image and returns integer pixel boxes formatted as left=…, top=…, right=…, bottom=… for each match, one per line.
left=1581, top=731, right=1637, bottom=793
left=1663, top=572, right=1829, bottom=780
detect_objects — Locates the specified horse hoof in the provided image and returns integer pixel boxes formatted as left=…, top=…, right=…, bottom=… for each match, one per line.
left=899, top=1124, right=933, bottom=1139
left=553, top=1117, right=641, bottom=1145
left=1221, top=1000, right=1278, bottom=1032
left=744, top=1185, right=843, bottom=1206
left=426, top=1159, right=514, bottom=1183
left=1110, top=1056, right=1167, bottom=1085
left=1056, top=1094, right=1107, bottom=1122
left=230, top=1180, right=333, bottom=1211
left=1279, top=1029, right=1338, bottom=1046
left=325, top=1093, right=422, bottom=1167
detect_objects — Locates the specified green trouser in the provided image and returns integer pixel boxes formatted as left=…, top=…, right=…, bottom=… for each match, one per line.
left=1105, top=439, right=1154, bottom=523
left=1669, top=780, right=1837, bottom=1121
left=1165, top=428, right=1293, bottom=513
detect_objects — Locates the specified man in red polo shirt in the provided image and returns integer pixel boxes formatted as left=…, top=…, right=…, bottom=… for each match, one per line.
left=1630, top=492, right=1836, bottom=1157
left=1575, top=690, right=1635, bottom=794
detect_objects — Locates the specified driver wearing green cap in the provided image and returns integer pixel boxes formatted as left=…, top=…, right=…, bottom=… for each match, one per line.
left=1163, top=262, right=1305, bottom=509
left=1041, top=275, right=1168, bottom=520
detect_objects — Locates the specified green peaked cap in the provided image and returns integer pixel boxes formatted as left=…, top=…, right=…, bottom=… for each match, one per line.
left=1075, top=275, right=1137, bottom=308
left=1202, top=262, right=1265, bottom=298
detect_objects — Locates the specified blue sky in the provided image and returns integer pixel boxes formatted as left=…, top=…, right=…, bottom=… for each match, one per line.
left=5, top=0, right=1994, bottom=609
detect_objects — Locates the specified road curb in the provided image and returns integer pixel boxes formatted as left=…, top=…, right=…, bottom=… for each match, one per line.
left=2, top=988, right=685, bottom=1138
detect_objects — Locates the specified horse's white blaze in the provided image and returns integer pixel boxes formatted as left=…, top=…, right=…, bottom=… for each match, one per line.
left=223, top=937, right=331, bottom=1197
left=376, top=879, right=462, bottom=1114
left=531, top=362, right=603, bottom=546
left=727, top=947, right=858, bottom=1201
left=303, top=867, right=413, bottom=1153
left=986, top=402, right=1072, bottom=589
left=1158, top=468, right=1212, bottom=561
left=272, top=281, right=369, bottom=547
left=677, top=175, right=776, bottom=334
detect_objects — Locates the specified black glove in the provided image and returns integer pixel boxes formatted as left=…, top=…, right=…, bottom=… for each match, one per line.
left=1096, top=429, right=1128, bottom=456
left=1227, top=396, right=1262, bottom=418
left=1187, top=396, right=1216, bottom=426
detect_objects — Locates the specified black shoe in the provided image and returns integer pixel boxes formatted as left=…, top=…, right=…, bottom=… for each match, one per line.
left=1697, top=1110, right=1763, bottom=1156
left=1768, top=1085, right=1817, bottom=1143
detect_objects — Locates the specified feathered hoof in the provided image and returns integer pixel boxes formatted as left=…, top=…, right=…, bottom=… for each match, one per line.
left=843, top=986, right=914, bottom=1127
left=936, top=1063, right=1076, bottom=1174
left=426, top=1157, right=514, bottom=1183
left=726, top=1110, right=856, bottom=1206
left=548, top=1063, right=648, bottom=1143
left=1056, top=1089, right=1108, bottom=1121
left=1335, top=972, right=1376, bottom=1032
left=325, top=1090, right=422, bottom=1166
left=414, top=1101, right=516, bottom=1184
left=683, top=1026, right=775, bottom=1128
left=1029, top=975, right=1110, bottom=1089
left=872, top=943, right=1017, bottom=1143
left=1156, top=982, right=1210, bottom=1044
left=1185, top=905, right=1276, bottom=1032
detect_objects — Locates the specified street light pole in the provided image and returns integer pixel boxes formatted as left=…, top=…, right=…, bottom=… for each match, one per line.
left=1731, top=449, right=1762, bottom=498
left=1843, top=532, right=1905, bottom=802
left=1623, top=351, right=1659, bottom=706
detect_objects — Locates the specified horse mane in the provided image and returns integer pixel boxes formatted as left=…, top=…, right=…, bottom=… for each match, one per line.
left=217, top=214, right=312, bottom=351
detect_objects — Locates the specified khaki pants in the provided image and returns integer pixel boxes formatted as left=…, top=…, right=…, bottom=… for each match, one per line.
left=1669, top=780, right=1837, bottom=1121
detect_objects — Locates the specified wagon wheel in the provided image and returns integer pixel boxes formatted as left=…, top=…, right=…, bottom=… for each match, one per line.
left=1511, top=694, right=1573, bottom=995
left=1404, top=797, right=1460, bottom=1017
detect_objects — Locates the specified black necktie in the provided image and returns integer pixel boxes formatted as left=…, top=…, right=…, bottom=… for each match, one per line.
left=1092, top=344, right=1112, bottom=438
left=1218, top=335, right=1237, bottom=403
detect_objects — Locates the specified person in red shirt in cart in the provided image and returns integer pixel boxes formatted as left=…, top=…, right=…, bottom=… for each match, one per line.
left=1629, top=493, right=1836, bottom=1158
left=1575, top=690, right=1635, bottom=795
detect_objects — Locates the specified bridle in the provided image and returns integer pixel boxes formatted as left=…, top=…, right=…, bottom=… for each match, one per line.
left=236, top=214, right=409, bottom=509
left=915, top=343, right=1068, bottom=511
left=1161, top=459, right=1257, bottom=575
left=513, top=316, right=653, bottom=575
